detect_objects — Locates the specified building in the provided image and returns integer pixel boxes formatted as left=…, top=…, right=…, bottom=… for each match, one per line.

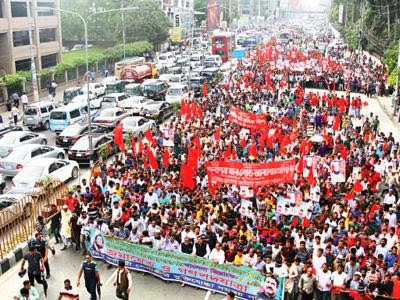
left=160, top=0, right=194, bottom=40
left=0, top=0, right=62, bottom=75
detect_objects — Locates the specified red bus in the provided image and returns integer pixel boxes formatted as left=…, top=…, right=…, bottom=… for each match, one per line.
left=211, top=32, right=235, bottom=63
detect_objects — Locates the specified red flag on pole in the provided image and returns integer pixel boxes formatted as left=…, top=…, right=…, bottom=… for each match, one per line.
left=113, top=123, right=125, bottom=152
left=138, top=139, right=144, bottom=154
left=148, top=148, right=158, bottom=170
left=333, top=115, right=341, bottom=131
left=144, top=128, right=156, bottom=147
left=353, top=180, right=363, bottom=193
left=202, top=83, right=207, bottom=97
left=131, top=135, right=136, bottom=156
left=163, top=148, right=170, bottom=169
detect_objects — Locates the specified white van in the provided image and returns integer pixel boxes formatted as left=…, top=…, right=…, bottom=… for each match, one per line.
left=157, top=52, right=176, bottom=69
left=49, top=103, right=98, bottom=133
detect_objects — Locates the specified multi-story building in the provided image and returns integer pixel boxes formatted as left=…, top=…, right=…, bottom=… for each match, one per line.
left=0, top=0, right=62, bottom=75
left=160, top=0, right=194, bottom=39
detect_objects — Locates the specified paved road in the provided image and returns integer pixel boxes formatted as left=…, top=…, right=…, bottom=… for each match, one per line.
left=0, top=243, right=221, bottom=300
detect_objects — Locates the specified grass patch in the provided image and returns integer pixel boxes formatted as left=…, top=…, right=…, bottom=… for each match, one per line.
left=62, top=47, right=106, bottom=65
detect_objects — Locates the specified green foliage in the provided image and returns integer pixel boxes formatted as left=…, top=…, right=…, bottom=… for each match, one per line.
left=99, top=144, right=109, bottom=160
left=61, top=0, right=169, bottom=45
left=388, top=70, right=397, bottom=86
left=382, top=43, right=399, bottom=74
left=1, top=73, right=27, bottom=94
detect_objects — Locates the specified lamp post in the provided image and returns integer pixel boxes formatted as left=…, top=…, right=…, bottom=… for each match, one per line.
left=36, top=6, right=137, bottom=166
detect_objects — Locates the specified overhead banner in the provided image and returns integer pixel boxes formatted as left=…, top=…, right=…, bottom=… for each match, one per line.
left=228, top=106, right=268, bottom=129
left=88, top=229, right=265, bottom=299
left=205, top=159, right=296, bottom=186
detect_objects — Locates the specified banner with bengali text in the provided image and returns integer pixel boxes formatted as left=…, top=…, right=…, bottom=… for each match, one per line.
left=88, top=229, right=265, bottom=299
left=205, top=159, right=296, bottom=186
left=228, top=106, right=268, bottom=129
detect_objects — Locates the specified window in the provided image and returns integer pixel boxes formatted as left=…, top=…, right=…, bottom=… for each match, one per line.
left=40, top=107, right=48, bottom=113
left=13, top=31, right=30, bottom=47
left=39, top=28, right=56, bottom=43
left=11, top=2, right=27, bottom=17
left=15, top=58, right=31, bottom=71
left=41, top=53, right=57, bottom=68
left=31, top=149, right=42, bottom=157
left=0, top=0, right=4, bottom=18
left=37, top=2, right=54, bottom=16
left=70, top=109, right=80, bottom=119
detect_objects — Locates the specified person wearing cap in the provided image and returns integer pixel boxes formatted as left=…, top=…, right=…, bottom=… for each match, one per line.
left=113, top=260, right=132, bottom=300
left=60, top=204, right=72, bottom=250
left=348, top=272, right=365, bottom=291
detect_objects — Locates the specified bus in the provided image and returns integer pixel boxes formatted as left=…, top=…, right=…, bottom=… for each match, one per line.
left=211, top=32, right=235, bottom=63
left=114, top=56, right=146, bottom=77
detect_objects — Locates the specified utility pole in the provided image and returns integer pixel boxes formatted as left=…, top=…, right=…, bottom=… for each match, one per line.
left=27, top=0, right=39, bottom=102
left=358, top=0, right=364, bottom=64
left=121, top=0, right=126, bottom=59
left=394, top=39, right=400, bottom=117
left=387, top=4, right=390, bottom=39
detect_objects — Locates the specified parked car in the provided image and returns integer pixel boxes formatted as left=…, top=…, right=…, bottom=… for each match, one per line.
left=82, top=83, right=106, bottom=98
left=0, top=124, right=23, bottom=139
left=93, top=107, right=131, bottom=127
left=165, top=84, right=191, bottom=104
left=142, top=80, right=169, bottom=101
left=168, top=74, right=188, bottom=86
left=118, top=96, right=153, bottom=115
left=189, top=76, right=207, bottom=96
left=0, top=144, right=65, bottom=177
left=121, top=116, right=155, bottom=137
left=71, top=94, right=101, bottom=109
left=0, top=131, right=47, bottom=158
left=139, top=101, right=173, bottom=123
left=204, top=55, right=223, bottom=67
left=0, top=194, right=29, bottom=228
left=12, top=158, right=79, bottom=192
left=68, top=134, right=117, bottom=164
left=63, top=87, right=84, bottom=105
left=56, top=123, right=111, bottom=149
left=123, top=83, right=143, bottom=97
left=23, top=102, right=56, bottom=130
left=101, top=93, right=131, bottom=108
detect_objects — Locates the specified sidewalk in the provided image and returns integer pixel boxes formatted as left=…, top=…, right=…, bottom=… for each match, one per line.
left=374, top=95, right=400, bottom=129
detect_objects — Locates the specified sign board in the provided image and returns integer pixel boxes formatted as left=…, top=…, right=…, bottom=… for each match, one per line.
left=171, top=27, right=182, bottom=43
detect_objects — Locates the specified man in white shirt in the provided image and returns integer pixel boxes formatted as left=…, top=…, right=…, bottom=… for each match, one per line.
left=313, top=248, right=327, bottom=271
left=21, top=92, right=29, bottom=112
left=242, top=249, right=258, bottom=267
left=375, top=238, right=390, bottom=258
left=113, top=261, right=132, bottom=300
left=144, top=187, right=159, bottom=207
left=331, top=265, right=347, bottom=296
left=383, top=190, right=396, bottom=210
left=111, top=201, right=122, bottom=224
left=316, top=263, right=331, bottom=299
left=209, top=242, right=225, bottom=264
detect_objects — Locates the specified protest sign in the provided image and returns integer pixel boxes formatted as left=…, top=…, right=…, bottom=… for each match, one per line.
left=88, top=229, right=265, bottom=299
left=330, top=159, right=346, bottom=184
left=205, top=159, right=296, bottom=187
left=228, top=106, right=268, bottom=129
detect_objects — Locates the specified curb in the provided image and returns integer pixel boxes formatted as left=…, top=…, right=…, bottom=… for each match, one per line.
left=0, top=241, right=30, bottom=275
left=374, top=97, right=400, bottom=130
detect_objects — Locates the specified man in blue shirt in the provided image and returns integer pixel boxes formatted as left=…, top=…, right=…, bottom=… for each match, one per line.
left=384, top=246, right=398, bottom=268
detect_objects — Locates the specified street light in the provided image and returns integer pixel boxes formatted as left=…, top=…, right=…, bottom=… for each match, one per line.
left=35, top=6, right=138, bottom=166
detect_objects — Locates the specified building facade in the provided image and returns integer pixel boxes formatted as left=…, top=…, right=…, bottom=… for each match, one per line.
left=160, top=0, right=194, bottom=40
left=0, top=0, right=62, bottom=75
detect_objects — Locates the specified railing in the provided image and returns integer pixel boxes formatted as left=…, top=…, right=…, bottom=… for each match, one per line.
left=0, top=180, right=68, bottom=259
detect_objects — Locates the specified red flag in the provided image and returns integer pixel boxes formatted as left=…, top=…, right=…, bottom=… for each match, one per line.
left=193, top=135, right=201, bottom=157
left=297, top=154, right=304, bottom=173
left=307, top=167, right=316, bottom=187
left=163, top=148, right=170, bottom=169
left=232, top=145, right=236, bottom=160
left=131, top=136, right=136, bottom=156
left=144, top=128, right=156, bottom=147
left=291, top=216, right=299, bottom=227
left=148, top=148, right=158, bottom=170
left=353, top=180, right=363, bottom=193
left=344, top=192, right=354, bottom=201
left=248, top=143, right=257, bottom=158
left=113, top=123, right=125, bottom=152
left=143, top=156, right=148, bottom=168
left=187, top=146, right=199, bottom=169
left=202, top=83, right=207, bottom=97
left=362, top=101, right=368, bottom=106
left=333, top=115, right=341, bottom=131
left=106, top=143, right=112, bottom=155
left=223, top=147, right=231, bottom=160
left=138, top=139, right=144, bottom=154
left=181, top=163, right=196, bottom=190
left=302, top=217, right=310, bottom=228
left=215, top=127, right=220, bottom=141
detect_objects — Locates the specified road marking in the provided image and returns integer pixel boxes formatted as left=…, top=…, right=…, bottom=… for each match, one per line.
left=104, top=270, right=115, bottom=286
left=204, top=290, right=211, bottom=300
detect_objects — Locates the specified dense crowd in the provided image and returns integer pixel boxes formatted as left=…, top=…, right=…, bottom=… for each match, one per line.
left=16, top=28, right=400, bottom=300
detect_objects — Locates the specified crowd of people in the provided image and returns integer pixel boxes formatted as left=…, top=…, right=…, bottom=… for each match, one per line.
left=14, top=26, right=400, bottom=300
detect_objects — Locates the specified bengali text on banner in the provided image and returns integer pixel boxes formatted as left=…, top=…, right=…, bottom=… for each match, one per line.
left=228, top=106, right=268, bottom=129
left=88, top=229, right=265, bottom=299
left=205, top=159, right=296, bottom=186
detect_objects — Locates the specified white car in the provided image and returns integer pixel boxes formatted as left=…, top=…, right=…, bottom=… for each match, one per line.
left=157, top=52, right=176, bottom=69
left=204, top=55, right=223, bottom=67
left=165, top=84, right=191, bottom=104
left=121, top=116, right=156, bottom=137
left=0, top=131, right=47, bottom=158
left=101, top=93, right=131, bottom=108
left=12, top=158, right=79, bottom=193
left=82, top=83, right=106, bottom=98
left=158, top=74, right=173, bottom=83
left=190, top=54, right=204, bottom=68
left=119, top=96, right=153, bottom=115
left=71, top=94, right=102, bottom=109
left=93, top=107, right=132, bottom=127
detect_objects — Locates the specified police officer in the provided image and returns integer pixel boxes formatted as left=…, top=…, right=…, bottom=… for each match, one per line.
left=77, top=254, right=100, bottom=300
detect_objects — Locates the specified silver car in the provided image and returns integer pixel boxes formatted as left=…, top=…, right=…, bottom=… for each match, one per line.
left=0, top=131, right=47, bottom=158
left=0, top=144, right=65, bottom=177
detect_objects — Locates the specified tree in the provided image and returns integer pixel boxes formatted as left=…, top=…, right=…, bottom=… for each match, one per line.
left=60, top=0, right=170, bottom=45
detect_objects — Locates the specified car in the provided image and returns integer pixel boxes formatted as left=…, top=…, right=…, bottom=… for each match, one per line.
left=189, top=76, right=207, bottom=96
left=123, top=83, right=143, bottom=97
left=68, top=134, right=117, bottom=165
left=165, top=84, right=191, bottom=104
left=118, top=96, right=153, bottom=115
left=157, top=52, right=176, bottom=69
left=71, top=44, right=84, bottom=51
left=168, top=74, right=188, bottom=86
left=0, top=144, right=66, bottom=177
left=142, top=80, right=169, bottom=101
left=70, top=93, right=100, bottom=108
left=0, top=194, right=30, bottom=228
left=101, top=93, right=132, bottom=108
left=139, top=101, right=173, bottom=123
left=0, top=124, right=23, bottom=139
left=200, top=67, right=221, bottom=81
left=56, top=123, right=111, bottom=149
left=82, top=83, right=106, bottom=98
left=93, top=107, right=132, bottom=127
left=0, top=131, right=47, bottom=158
left=190, top=53, right=205, bottom=68
left=204, top=55, right=223, bottom=67
left=121, top=116, right=156, bottom=137
left=63, top=87, right=84, bottom=105
left=23, top=101, right=56, bottom=130
left=158, top=74, right=174, bottom=83
left=12, top=158, right=79, bottom=192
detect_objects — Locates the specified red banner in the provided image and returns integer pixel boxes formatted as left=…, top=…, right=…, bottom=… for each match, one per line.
left=228, top=106, right=268, bottom=129
left=205, top=159, right=296, bottom=187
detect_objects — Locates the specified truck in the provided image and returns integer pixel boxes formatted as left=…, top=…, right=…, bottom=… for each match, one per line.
left=120, top=63, right=158, bottom=83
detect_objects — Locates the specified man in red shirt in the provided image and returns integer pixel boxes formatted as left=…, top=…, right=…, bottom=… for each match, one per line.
left=64, top=191, right=78, bottom=212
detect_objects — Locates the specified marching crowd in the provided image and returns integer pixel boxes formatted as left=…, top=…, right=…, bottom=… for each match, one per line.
left=15, top=27, right=400, bottom=300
